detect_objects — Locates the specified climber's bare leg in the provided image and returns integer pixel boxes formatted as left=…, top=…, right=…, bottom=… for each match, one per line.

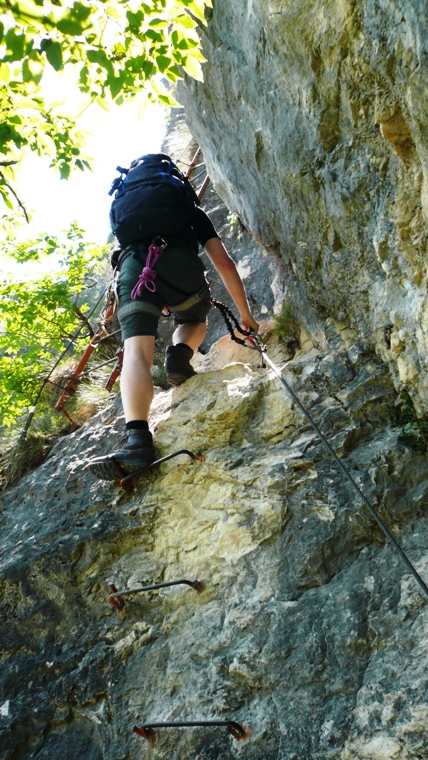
left=172, top=321, right=207, bottom=352
left=120, top=335, right=155, bottom=422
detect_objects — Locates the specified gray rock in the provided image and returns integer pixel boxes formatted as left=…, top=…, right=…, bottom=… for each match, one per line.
left=2, top=324, right=428, bottom=759
left=179, top=0, right=428, bottom=413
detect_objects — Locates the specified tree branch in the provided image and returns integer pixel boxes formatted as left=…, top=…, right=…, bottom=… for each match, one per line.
left=73, top=296, right=94, bottom=338
left=0, top=172, right=30, bottom=223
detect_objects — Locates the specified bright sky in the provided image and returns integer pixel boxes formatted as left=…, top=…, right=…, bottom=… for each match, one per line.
left=14, top=70, right=167, bottom=245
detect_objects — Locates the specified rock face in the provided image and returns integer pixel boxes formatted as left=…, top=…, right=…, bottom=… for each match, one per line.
left=179, top=0, right=428, bottom=413
left=2, top=323, right=428, bottom=759
left=2, top=5, right=428, bottom=759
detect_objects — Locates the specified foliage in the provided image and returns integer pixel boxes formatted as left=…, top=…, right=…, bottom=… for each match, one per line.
left=0, top=0, right=212, bottom=218
left=0, top=224, right=107, bottom=428
left=392, top=389, right=428, bottom=452
left=271, top=301, right=300, bottom=359
left=272, top=301, right=298, bottom=342
left=226, top=212, right=240, bottom=232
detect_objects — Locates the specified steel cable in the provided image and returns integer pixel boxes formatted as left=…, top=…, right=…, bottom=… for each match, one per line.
left=211, top=299, right=428, bottom=600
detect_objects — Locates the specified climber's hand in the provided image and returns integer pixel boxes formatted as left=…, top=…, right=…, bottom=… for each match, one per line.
left=241, top=314, right=260, bottom=334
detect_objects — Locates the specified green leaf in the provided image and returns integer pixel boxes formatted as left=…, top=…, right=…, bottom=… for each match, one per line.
left=105, top=5, right=123, bottom=21
left=156, top=55, right=171, bottom=73
left=174, top=13, right=197, bottom=29
left=79, top=65, right=89, bottom=85
left=95, top=96, right=110, bottom=112
left=145, top=28, right=164, bottom=42
left=157, top=92, right=181, bottom=107
left=108, top=73, right=124, bottom=98
left=37, top=131, right=57, bottom=156
left=0, top=122, right=26, bottom=150
left=165, top=63, right=181, bottom=81
left=56, top=18, right=85, bottom=35
left=177, top=37, right=191, bottom=50
left=149, top=16, right=166, bottom=26
left=183, top=54, right=204, bottom=81
left=86, top=49, right=101, bottom=64
left=151, top=79, right=180, bottom=107
left=189, top=46, right=206, bottom=61
left=69, top=2, right=92, bottom=22
left=4, top=30, right=26, bottom=61
left=186, top=0, right=208, bottom=24
left=141, top=60, right=156, bottom=78
left=126, top=10, right=143, bottom=31
left=0, top=63, right=11, bottom=83
left=59, top=162, right=71, bottom=179
left=22, top=57, right=44, bottom=83
left=44, top=40, right=63, bottom=71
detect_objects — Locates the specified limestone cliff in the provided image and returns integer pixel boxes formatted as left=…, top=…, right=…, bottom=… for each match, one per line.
left=179, top=0, right=428, bottom=413
left=2, top=3, right=428, bottom=759
left=2, top=322, right=428, bottom=759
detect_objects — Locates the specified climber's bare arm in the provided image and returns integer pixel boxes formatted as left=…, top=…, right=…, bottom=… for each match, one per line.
left=204, top=237, right=259, bottom=332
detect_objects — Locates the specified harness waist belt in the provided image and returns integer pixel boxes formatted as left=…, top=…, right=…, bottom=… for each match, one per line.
left=117, top=301, right=162, bottom=320
left=169, top=283, right=209, bottom=312
left=117, top=283, right=209, bottom=321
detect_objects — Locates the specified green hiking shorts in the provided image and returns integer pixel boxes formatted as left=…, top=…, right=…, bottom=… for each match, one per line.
left=116, top=241, right=212, bottom=340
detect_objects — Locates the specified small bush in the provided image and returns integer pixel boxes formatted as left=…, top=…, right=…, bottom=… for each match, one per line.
left=272, top=301, right=300, bottom=357
left=392, top=390, right=428, bottom=452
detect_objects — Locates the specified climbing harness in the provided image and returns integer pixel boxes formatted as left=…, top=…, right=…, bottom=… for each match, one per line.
left=118, top=280, right=210, bottom=322
left=213, top=303, right=428, bottom=601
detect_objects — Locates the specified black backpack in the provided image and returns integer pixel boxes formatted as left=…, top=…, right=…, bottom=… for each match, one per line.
left=108, top=153, right=200, bottom=246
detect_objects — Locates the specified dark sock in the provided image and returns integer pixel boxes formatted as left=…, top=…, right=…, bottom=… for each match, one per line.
left=175, top=343, right=194, bottom=355
left=126, top=420, right=149, bottom=431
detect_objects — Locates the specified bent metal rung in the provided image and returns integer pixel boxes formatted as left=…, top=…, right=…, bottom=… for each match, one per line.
left=119, top=448, right=202, bottom=487
left=132, top=720, right=249, bottom=744
left=107, top=578, right=203, bottom=610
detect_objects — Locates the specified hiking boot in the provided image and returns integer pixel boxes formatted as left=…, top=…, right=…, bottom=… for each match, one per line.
left=164, top=343, right=196, bottom=386
left=87, top=429, right=156, bottom=481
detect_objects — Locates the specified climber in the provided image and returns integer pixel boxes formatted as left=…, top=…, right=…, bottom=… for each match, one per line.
left=88, top=154, right=259, bottom=480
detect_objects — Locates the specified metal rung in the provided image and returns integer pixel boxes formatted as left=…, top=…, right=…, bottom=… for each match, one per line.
left=119, top=448, right=203, bottom=488
left=190, top=168, right=207, bottom=182
left=107, top=578, right=204, bottom=610
left=132, top=720, right=249, bottom=744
